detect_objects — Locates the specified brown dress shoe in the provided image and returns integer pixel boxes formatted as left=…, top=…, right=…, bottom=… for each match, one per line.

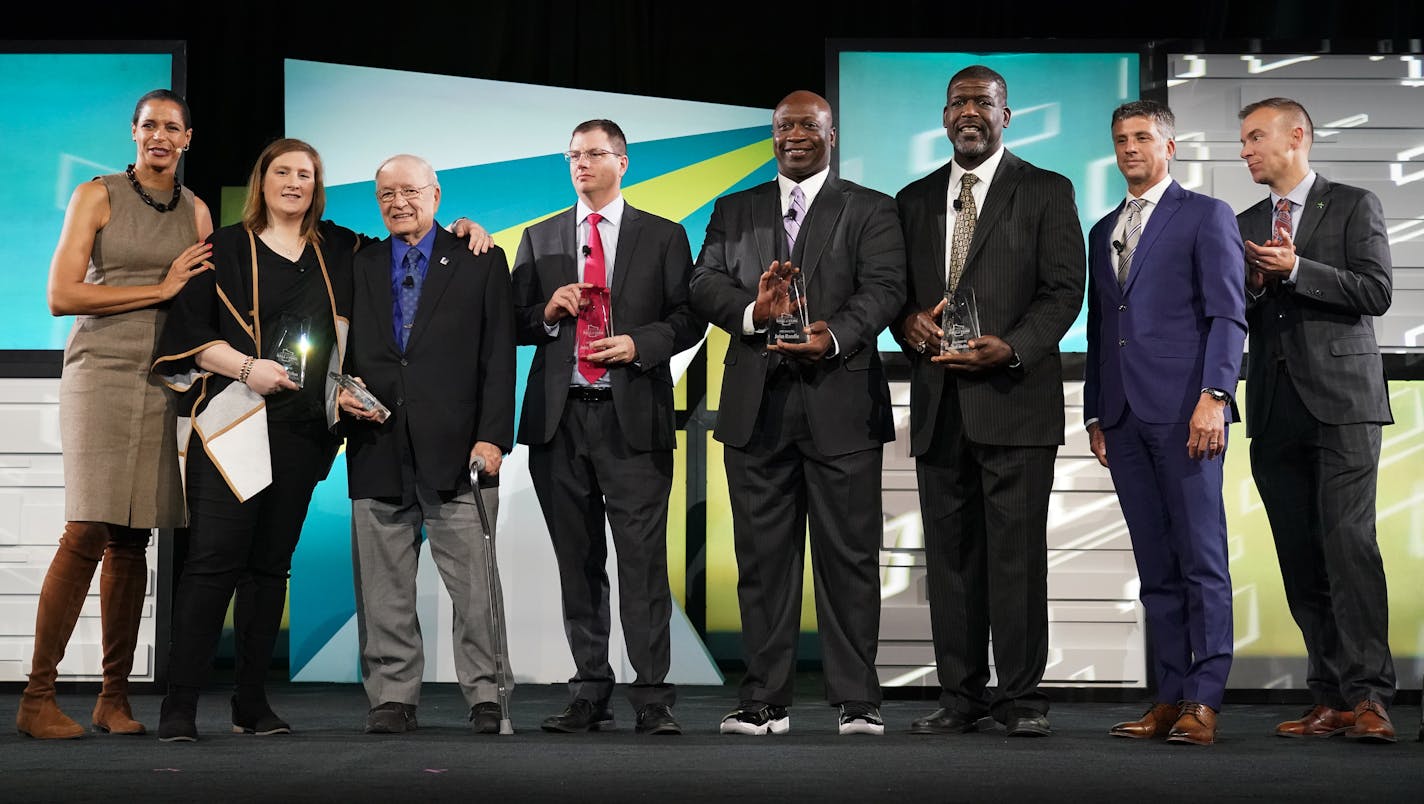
left=1109, top=702, right=1180, bottom=739
left=1275, top=705, right=1354, bottom=738
left=1345, top=700, right=1396, bottom=743
left=1166, top=701, right=1217, bottom=746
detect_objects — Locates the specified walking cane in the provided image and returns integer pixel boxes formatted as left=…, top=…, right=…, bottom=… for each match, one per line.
left=470, top=456, right=514, bottom=735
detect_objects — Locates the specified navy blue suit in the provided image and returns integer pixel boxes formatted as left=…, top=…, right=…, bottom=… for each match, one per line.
left=1083, top=180, right=1246, bottom=710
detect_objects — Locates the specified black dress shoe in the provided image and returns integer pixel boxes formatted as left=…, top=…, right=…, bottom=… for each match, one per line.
left=231, top=692, right=291, bottom=735
left=365, top=702, right=417, bottom=734
left=470, top=702, right=503, bottom=734
left=541, top=699, right=615, bottom=733
left=909, top=707, right=986, bottom=735
left=1006, top=708, right=1052, bottom=737
left=635, top=703, right=682, bottom=735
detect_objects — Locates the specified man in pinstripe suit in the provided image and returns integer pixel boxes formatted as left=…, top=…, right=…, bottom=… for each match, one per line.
left=894, top=65, right=1084, bottom=738
left=1237, top=97, right=1397, bottom=743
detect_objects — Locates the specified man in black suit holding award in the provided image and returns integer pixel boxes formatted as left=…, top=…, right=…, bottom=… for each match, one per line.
left=512, top=119, right=704, bottom=736
left=1237, top=97, right=1397, bottom=743
left=339, top=154, right=516, bottom=736
left=690, top=91, right=905, bottom=736
left=895, top=65, right=1085, bottom=738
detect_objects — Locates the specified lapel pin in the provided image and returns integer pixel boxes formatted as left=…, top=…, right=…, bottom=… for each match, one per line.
left=1315, top=201, right=1325, bottom=209
left=440, top=256, right=449, bottom=265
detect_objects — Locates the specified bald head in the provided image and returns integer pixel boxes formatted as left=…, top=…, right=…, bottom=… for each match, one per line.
left=772, top=90, right=836, bottom=182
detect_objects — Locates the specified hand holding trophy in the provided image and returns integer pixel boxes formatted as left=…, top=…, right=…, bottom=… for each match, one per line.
left=576, top=285, right=613, bottom=362
left=765, top=261, right=809, bottom=345
left=269, top=314, right=311, bottom=388
left=939, top=288, right=981, bottom=354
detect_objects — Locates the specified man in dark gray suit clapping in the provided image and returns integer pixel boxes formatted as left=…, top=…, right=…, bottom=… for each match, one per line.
left=1237, top=97, right=1397, bottom=743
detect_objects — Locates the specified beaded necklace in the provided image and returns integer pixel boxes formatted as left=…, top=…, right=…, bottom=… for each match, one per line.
left=124, top=164, right=183, bottom=213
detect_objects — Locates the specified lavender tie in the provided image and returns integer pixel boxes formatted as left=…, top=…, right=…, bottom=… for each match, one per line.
left=784, top=185, right=805, bottom=256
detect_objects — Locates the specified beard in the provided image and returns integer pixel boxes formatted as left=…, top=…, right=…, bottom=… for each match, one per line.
left=952, top=127, right=991, bottom=159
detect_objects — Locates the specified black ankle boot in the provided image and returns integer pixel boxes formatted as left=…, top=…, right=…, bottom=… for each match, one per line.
left=158, top=686, right=200, bottom=742
left=231, top=687, right=291, bottom=735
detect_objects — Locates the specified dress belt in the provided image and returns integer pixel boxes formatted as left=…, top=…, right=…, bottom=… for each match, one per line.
left=567, top=386, right=613, bottom=402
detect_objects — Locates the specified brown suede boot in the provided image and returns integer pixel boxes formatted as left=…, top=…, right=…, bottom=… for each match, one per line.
left=91, top=529, right=151, bottom=735
left=16, top=523, right=106, bottom=740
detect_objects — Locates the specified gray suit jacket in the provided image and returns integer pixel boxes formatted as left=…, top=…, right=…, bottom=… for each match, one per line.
left=893, top=150, right=1085, bottom=453
left=511, top=203, right=704, bottom=452
left=1237, top=173, right=1393, bottom=435
left=689, top=175, right=906, bottom=456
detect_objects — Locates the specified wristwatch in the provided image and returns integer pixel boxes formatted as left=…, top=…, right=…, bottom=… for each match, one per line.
left=1200, top=387, right=1230, bottom=402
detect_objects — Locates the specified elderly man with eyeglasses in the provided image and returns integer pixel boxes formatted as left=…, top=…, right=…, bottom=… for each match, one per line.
left=338, top=154, right=516, bottom=736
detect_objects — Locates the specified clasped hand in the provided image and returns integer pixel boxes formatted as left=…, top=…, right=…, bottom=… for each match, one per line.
left=1243, top=228, right=1296, bottom=291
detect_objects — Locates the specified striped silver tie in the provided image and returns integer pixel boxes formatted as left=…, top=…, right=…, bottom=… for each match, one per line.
left=1117, top=198, right=1146, bottom=287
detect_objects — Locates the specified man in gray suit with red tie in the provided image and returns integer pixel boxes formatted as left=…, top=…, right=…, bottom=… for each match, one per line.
left=1084, top=101, right=1246, bottom=747
left=512, top=119, right=704, bottom=736
left=894, top=65, right=1084, bottom=738
left=690, top=91, right=905, bottom=736
left=1236, top=97, right=1397, bottom=743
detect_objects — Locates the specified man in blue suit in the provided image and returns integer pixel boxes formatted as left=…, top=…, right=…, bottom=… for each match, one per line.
left=1083, top=100, right=1246, bottom=746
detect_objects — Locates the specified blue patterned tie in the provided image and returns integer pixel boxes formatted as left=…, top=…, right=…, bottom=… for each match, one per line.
left=398, top=247, right=422, bottom=351
left=784, top=185, right=805, bottom=256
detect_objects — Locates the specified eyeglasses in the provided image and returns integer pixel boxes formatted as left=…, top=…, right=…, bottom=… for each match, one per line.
left=563, top=150, right=624, bottom=164
left=376, top=184, right=434, bottom=204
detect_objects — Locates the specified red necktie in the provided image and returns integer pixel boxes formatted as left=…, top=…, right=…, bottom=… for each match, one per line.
left=576, top=212, right=609, bottom=383
left=1274, top=198, right=1292, bottom=241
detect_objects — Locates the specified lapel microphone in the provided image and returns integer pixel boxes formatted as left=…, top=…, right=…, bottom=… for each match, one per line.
left=1112, top=240, right=1125, bottom=254
left=581, top=245, right=591, bottom=257
left=952, top=199, right=963, bottom=212
left=401, top=274, right=415, bottom=288
left=785, top=207, right=797, bottom=221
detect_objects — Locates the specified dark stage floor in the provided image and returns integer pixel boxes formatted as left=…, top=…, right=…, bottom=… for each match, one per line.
left=2, top=681, right=1421, bottom=802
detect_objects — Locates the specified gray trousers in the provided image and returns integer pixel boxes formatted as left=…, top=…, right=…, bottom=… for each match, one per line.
left=351, top=482, right=509, bottom=708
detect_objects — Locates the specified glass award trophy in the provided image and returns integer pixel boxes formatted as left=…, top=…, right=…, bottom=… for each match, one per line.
left=940, top=288, right=981, bottom=353
left=330, top=373, right=391, bottom=423
left=577, top=287, right=612, bottom=361
left=767, top=272, right=809, bottom=344
left=268, top=314, right=311, bottom=388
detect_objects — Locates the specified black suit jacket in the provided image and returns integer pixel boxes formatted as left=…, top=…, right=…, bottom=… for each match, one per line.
left=511, top=203, right=704, bottom=452
left=1237, top=173, right=1393, bottom=435
left=689, top=175, right=906, bottom=456
left=893, top=150, right=1085, bottom=452
left=344, top=226, right=516, bottom=499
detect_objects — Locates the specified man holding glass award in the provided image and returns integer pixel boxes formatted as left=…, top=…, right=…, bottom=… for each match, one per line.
left=339, top=154, right=516, bottom=736
left=512, top=119, right=704, bottom=736
left=690, top=91, right=905, bottom=736
left=893, top=66, right=1084, bottom=738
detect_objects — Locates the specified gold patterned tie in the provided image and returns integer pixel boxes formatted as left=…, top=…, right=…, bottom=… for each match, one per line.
left=948, top=173, right=978, bottom=292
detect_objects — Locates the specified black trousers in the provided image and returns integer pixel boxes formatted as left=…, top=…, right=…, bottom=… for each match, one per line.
left=724, top=368, right=884, bottom=707
left=1251, top=362, right=1394, bottom=708
left=167, top=419, right=334, bottom=691
left=917, top=385, right=1055, bottom=721
left=529, top=397, right=676, bottom=710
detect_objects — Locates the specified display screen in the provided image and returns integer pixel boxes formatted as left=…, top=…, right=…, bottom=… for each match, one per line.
left=0, top=49, right=178, bottom=351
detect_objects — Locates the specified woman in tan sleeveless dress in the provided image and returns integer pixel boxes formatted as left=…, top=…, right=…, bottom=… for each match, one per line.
left=16, top=90, right=214, bottom=739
